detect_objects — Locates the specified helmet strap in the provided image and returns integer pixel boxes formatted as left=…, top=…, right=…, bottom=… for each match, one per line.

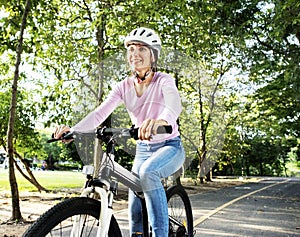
left=131, top=48, right=156, bottom=83
left=134, top=69, right=152, bottom=83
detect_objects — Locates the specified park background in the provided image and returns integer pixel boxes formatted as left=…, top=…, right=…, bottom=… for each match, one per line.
left=0, top=0, right=299, bottom=222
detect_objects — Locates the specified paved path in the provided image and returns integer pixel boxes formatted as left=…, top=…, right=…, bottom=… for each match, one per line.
left=114, top=177, right=300, bottom=236
left=192, top=177, right=300, bottom=236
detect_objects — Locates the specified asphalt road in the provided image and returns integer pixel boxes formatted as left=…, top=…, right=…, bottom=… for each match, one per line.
left=115, top=177, right=300, bottom=236
left=192, top=177, right=300, bottom=237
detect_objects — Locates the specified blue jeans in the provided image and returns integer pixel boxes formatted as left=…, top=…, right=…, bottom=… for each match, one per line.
left=128, top=136, right=185, bottom=237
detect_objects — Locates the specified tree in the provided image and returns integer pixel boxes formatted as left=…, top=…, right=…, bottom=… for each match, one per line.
left=1, top=1, right=299, bottom=203
left=193, top=0, right=299, bottom=177
left=6, top=0, right=31, bottom=221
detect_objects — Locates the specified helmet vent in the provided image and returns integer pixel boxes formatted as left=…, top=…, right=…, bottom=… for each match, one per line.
left=124, top=27, right=161, bottom=58
left=140, top=29, right=146, bottom=36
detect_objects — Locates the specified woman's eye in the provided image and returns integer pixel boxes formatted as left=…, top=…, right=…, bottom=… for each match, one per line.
left=127, top=46, right=148, bottom=54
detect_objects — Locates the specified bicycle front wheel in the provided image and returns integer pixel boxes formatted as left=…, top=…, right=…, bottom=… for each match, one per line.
left=23, top=197, right=122, bottom=237
left=167, top=185, right=194, bottom=237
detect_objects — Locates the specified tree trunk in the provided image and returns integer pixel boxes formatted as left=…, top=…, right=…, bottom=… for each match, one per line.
left=7, top=152, right=21, bottom=220
left=6, top=0, right=31, bottom=221
left=2, top=145, right=48, bottom=192
left=206, top=169, right=213, bottom=182
left=197, top=152, right=206, bottom=183
left=197, top=74, right=207, bottom=183
left=13, top=151, right=48, bottom=192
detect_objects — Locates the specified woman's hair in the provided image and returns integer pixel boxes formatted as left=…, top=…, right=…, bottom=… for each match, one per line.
left=151, top=48, right=158, bottom=72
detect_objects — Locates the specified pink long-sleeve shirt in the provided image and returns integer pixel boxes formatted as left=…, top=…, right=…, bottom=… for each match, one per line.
left=71, top=71, right=182, bottom=143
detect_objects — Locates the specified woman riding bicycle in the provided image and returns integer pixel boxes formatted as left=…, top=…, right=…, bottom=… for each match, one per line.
left=54, top=27, right=185, bottom=237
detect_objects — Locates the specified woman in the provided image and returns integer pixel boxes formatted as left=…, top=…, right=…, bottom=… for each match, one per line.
left=54, top=27, right=185, bottom=237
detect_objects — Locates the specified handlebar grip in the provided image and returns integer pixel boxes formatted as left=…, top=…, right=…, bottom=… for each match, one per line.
left=130, top=125, right=172, bottom=139
left=47, top=132, right=73, bottom=143
left=157, top=125, right=172, bottom=134
left=47, top=133, right=59, bottom=143
left=62, top=132, right=74, bottom=140
left=47, top=138, right=60, bottom=143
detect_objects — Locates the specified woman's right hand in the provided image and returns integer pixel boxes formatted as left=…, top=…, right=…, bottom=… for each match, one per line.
left=139, top=118, right=168, bottom=140
left=53, top=125, right=71, bottom=141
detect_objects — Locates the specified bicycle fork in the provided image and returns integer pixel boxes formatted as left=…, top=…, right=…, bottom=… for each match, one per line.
left=70, top=185, right=115, bottom=237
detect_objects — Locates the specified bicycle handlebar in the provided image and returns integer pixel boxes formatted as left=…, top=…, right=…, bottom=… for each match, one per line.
left=98, top=125, right=172, bottom=140
left=47, top=125, right=172, bottom=143
left=47, top=132, right=74, bottom=143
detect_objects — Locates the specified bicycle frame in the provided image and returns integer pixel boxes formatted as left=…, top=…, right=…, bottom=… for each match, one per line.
left=71, top=145, right=145, bottom=237
left=61, top=126, right=180, bottom=237
left=24, top=126, right=193, bottom=237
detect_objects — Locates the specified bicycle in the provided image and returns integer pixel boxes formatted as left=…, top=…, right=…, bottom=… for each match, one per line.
left=23, top=125, right=194, bottom=237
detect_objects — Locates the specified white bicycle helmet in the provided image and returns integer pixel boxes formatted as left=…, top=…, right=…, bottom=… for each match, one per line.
left=124, top=27, right=162, bottom=58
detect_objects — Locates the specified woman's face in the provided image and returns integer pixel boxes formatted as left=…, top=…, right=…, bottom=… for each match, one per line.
left=127, top=44, right=153, bottom=72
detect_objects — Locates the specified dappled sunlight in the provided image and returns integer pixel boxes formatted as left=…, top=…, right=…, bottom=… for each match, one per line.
left=194, top=179, right=300, bottom=236
left=239, top=223, right=299, bottom=235
left=194, top=227, right=245, bottom=237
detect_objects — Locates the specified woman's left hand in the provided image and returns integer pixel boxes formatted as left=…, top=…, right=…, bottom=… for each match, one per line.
left=139, top=119, right=168, bottom=140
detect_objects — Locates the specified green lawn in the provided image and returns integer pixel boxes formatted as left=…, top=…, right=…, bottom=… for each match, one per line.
left=0, top=169, right=86, bottom=192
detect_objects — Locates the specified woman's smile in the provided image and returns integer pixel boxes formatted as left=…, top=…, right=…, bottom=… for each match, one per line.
left=127, top=44, right=152, bottom=71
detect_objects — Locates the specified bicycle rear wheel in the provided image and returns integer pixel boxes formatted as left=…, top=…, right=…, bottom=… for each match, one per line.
left=22, top=197, right=122, bottom=237
left=166, top=185, right=194, bottom=237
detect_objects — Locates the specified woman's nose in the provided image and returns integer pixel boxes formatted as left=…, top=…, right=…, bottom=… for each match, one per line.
left=132, top=48, right=139, bottom=55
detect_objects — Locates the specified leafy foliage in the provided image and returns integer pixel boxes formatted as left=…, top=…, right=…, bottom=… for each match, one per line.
left=0, top=0, right=299, bottom=179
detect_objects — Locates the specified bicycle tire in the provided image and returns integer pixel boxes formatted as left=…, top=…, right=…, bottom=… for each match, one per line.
left=22, top=197, right=122, bottom=237
left=166, top=185, right=194, bottom=237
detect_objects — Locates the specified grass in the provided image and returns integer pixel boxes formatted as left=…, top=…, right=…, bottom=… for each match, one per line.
left=0, top=169, right=86, bottom=192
